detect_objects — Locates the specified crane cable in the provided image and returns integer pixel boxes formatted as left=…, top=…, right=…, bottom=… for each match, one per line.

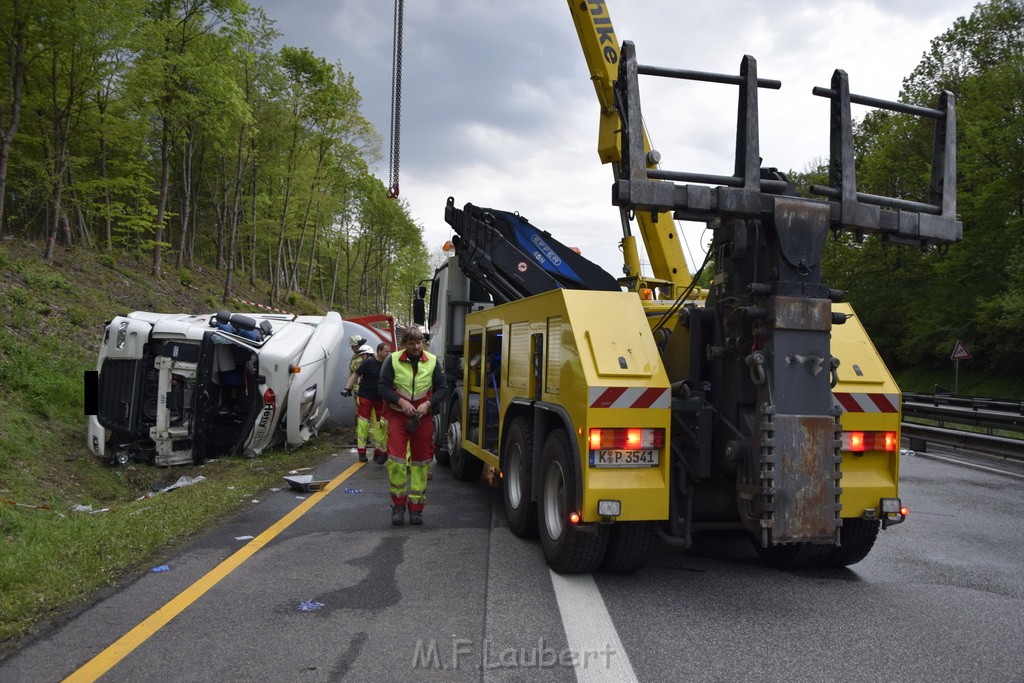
left=386, top=0, right=404, bottom=199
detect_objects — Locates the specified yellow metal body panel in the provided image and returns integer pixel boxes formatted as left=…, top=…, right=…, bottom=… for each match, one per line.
left=463, top=289, right=671, bottom=523
left=831, top=302, right=901, bottom=517
left=463, top=441, right=500, bottom=470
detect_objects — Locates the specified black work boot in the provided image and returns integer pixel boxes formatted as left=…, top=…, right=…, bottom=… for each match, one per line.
left=358, top=450, right=368, bottom=463
left=391, top=505, right=406, bottom=526
left=408, top=509, right=423, bottom=525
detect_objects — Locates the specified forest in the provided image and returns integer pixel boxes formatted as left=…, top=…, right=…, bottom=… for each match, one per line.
left=797, top=0, right=1023, bottom=390
left=0, top=0, right=429, bottom=318
left=0, top=0, right=1022, bottom=391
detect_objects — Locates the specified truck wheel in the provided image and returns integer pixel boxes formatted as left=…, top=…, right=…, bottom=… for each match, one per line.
left=751, top=539, right=833, bottom=569
left=449, top=398, right=484, bottom=482
left=600, top=522, right=656, bottom=574
left=433, top=411, right=450, bottom=466
left=502, top=417, right=537, bottom=538
left=539, top=429, right=607, bottom=573
left=819, top=519, right=880, bottom=568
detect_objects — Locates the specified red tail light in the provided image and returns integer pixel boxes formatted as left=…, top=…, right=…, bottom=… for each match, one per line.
left=263, top=388, right=276, bottom=406
left=850, top=431, right=865, bottom=451
left=885, top=432, right=898, bottom=451
left=843, top=430, right=898, bottom=452
left=588, top=428, right=664, bottom=450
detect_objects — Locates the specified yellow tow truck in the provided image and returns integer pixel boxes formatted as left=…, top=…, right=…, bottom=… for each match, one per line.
left=416, top=1, right=961, bottom=573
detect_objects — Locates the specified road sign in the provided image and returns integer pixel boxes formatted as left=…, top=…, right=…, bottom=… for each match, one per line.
left=950, top=340, right=972, bottom=361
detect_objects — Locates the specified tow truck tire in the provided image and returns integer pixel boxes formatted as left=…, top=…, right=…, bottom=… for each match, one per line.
left=819, top=519, right=880, bottom=568
left=600, top=522, right=656, bottom=574
left=433, top=410, right=450, bottom=466
left=448, top=398, right=484, bottom=482
left=539, top=429, right=607, bottom=574
left=751, top=539, right=833, bottom=569
left=502, top=417, right=537, bottom=538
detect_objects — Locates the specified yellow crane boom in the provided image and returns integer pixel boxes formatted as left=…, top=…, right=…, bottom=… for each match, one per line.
left=567, top=0, right=694, bottom=299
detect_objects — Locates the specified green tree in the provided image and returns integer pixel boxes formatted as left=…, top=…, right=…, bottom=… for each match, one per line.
left=126, top=0, right=250, bottom=275
left=826, top=0, right=1024, bottom=381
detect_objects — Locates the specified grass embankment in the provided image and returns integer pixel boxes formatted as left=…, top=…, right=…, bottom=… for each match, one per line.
left=0, top=240, right=348, bottom=651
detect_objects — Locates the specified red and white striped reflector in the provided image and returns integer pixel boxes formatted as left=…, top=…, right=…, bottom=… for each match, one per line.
left=842, top=430, right=898, bottom=452
left=832, top=392, right=899, bottom=413
left=588, top=387, right=670, bottom=409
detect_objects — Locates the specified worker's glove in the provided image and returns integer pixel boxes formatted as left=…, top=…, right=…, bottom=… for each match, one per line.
left=405, top=416, right=420, bottom=434
left=340, top=388, right=352, bottom=397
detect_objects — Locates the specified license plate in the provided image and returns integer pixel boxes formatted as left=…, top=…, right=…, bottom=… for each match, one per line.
left=589, top=449, right=659, bottom=468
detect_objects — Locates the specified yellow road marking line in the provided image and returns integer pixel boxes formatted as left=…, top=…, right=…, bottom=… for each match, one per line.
left=64, top=461, right=365, bottom=683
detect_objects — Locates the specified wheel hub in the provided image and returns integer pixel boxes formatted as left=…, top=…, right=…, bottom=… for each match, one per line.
left=543, top=461, right=566, bottom=540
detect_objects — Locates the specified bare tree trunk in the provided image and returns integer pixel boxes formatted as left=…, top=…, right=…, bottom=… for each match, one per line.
left=304, top=197, right=323, bottom=293
left=272, top=180, right=293, bottom=305
left=222, top=126, right=247, bottom=304
left=43, top=115, right=70, bottom=260
left=175, top=126, right=196, bottom=270
left=249, top=153, right=257, bottom=287
left=317, top=244, right=326, bottom=302
left=98, top=127, right=112, bottom=249
left=329, top=213, right=347, bottom=308
left=289, top=182, right=316, bottom=293
left=284, top=239, right=296, bottom=292
left=68, top=177, right=90, bottom=247
left=0, top=0, right=28, bottom=235
left=215, top=157, right=229, bottom=270
left=153, top=119, right=170, bottom=276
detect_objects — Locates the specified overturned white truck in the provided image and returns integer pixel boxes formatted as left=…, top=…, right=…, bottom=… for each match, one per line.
left=86, top=309, right=384, bottom=467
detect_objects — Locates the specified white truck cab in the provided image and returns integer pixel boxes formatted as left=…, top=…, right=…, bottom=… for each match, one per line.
left=87, top=310, right=345, bottom=467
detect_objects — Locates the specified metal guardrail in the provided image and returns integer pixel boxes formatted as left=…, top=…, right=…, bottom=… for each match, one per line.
left=901, top=392, right=1024, bottom=461
left=902, top=391, right=1024, bottom=415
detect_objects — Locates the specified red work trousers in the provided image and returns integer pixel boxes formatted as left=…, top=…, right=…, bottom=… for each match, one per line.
left=386, top=402, right=434, bottom=511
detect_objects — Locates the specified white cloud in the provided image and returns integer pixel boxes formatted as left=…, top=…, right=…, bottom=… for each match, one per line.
left=252, top=0, right=977, bottom=277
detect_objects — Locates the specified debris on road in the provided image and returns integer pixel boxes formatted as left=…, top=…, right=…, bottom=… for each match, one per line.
left=151, top=565, right=170, bottom=573
left=283, top=474, right=328, bottom=492
left=297, top=600, right=325, bottom=612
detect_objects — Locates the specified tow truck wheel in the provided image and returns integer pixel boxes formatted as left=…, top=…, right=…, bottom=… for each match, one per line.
left=448, top=398, right=484, bottom=482
left=433, top=412, right=449, bottom=466
left=539, top=429, right=607, bottom=574
left=502, top=417, right=537, bottom=538
left=819, top=519, right=880, bottom=568
left=600, top=522, right=656, bottom=574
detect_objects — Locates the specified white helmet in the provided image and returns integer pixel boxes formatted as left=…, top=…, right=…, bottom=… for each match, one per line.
left=357, top=344, right=374, bottom=356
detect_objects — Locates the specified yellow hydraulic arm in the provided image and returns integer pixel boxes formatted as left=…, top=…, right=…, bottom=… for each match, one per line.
left=567, top=0, right=695, bottom=299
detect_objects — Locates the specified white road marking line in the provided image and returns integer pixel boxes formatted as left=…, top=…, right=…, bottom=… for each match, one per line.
left=549, top=570, right=639, bottom=683
left=913, top=450, right=1024, bottom=480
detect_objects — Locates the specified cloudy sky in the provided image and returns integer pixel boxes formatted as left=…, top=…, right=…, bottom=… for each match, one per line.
left=250, top=0, right=977, bottom=278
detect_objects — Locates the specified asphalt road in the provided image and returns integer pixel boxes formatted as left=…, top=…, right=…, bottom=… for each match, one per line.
left=2, top=447, right=1023, bottom=682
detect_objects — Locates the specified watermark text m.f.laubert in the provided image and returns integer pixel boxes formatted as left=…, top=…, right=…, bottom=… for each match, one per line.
left=412, top=637, right=617, bottom=670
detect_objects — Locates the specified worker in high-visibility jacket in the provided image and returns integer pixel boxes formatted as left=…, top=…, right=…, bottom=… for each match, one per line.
left=341, top=343, right=387, bottom=463
left=378, top=326, right=447, bottom=526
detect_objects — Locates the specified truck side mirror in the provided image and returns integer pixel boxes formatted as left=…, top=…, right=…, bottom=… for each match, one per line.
left=412, top=298, right=426, bottom=325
